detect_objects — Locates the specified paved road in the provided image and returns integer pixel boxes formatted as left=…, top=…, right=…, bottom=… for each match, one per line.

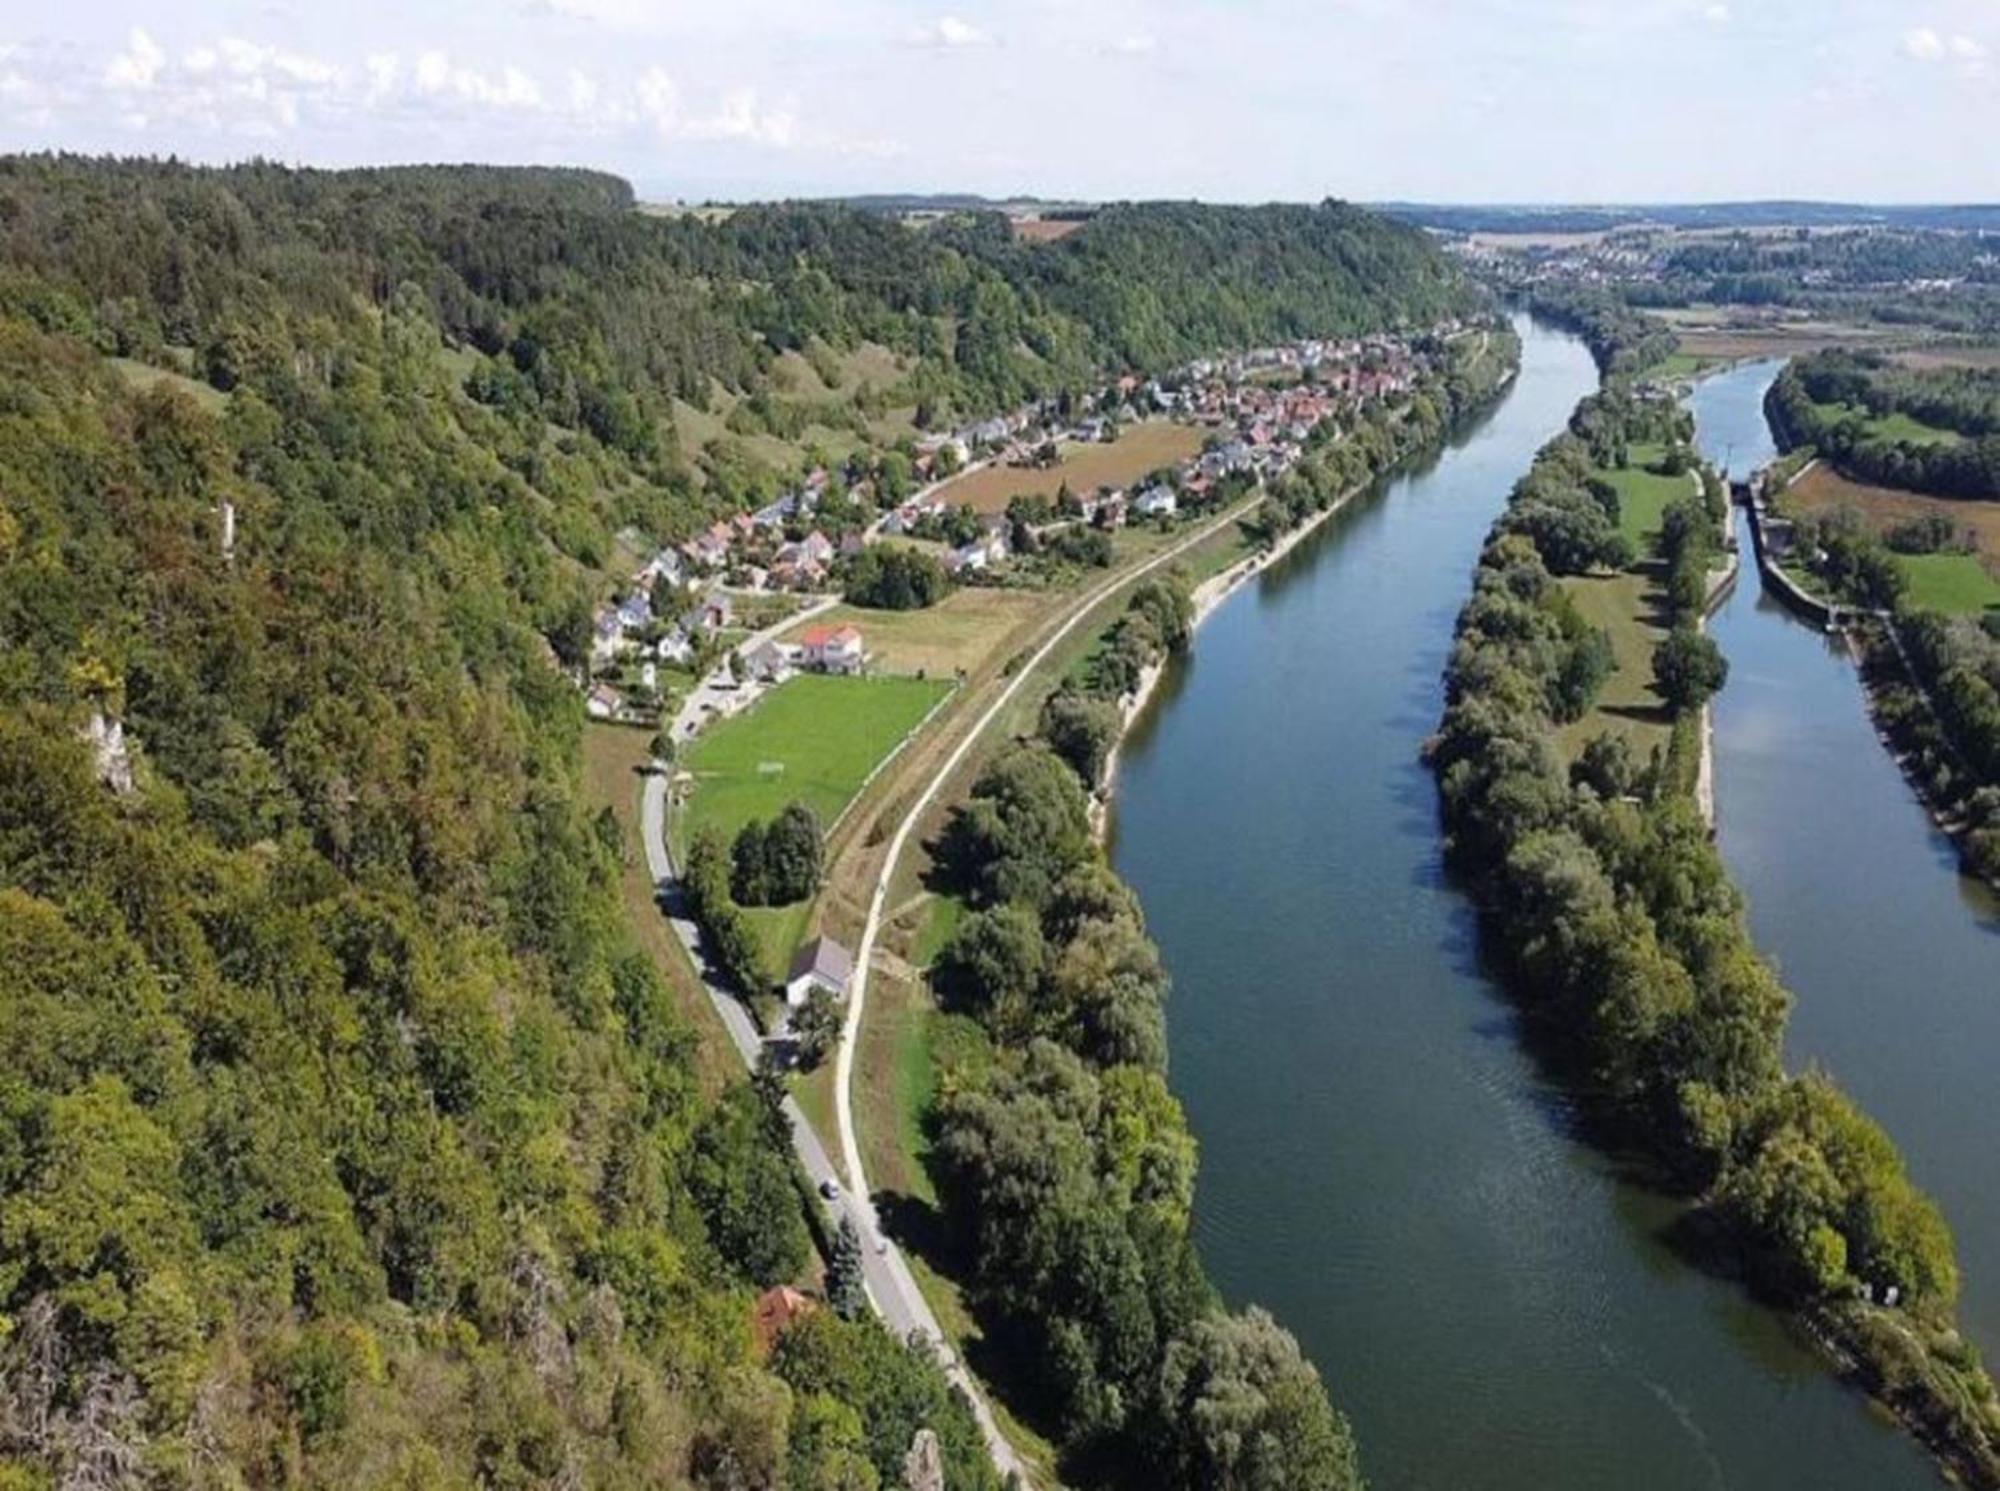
left=637, top=768, right=1027, bottom=1483
left=669, top=593, right=843, bottom=745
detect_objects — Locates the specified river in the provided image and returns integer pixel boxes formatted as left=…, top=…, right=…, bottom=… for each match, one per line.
left=1108, top=320, right=1940, bottom=1489
left=1696, top=360, right=2000, bottom=1360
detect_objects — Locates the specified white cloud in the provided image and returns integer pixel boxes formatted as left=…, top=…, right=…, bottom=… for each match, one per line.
left=909, top=16, right=994, bottom=49
left=1949, top=34, right=1986, bottom=61
left=408, top=50, right=542, bottom=109
left=1703, top=4, right=1729, bottom=26
left=635, top=64, right=679, bottom=133
left=1103, top=33, right=1158, bottom=57
left=105, top=28, right=165, bottom=90
left=519, top=0, right=662, bottom=26
left=683, top=87, right=798, bottom=147
left=1903, top=27, right=1946, bottom=61
left=365, top=52, right=401, bottom=100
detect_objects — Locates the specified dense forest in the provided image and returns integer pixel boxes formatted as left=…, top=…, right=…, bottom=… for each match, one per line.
left=1767, top=351, right=2000, bottom=498
left=1430, top=382, right=2000, bottom=1486
left=0, top=155, right=1480, bottom=1487
left=0, top=155, right=1472, bottom=514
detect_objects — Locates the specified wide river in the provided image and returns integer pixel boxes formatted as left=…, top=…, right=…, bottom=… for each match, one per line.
left=1109, top=320, right=1946, bottom=1489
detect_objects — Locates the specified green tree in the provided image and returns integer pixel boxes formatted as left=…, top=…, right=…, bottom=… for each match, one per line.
left=688, top=1086, right=812, bottom=1286
left=1154, top=1309, right=1363, bottom=1491
left=1653, top=626, right=1729, bottom=713
left=827, top=1216, right=868, bottom=1321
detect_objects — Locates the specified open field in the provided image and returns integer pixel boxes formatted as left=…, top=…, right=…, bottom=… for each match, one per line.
left=779, top=589, right=1049, bottom=678
left=1895, top=554, right=2000, bottom=615
left=1656, top=305, right=1915, bottom=362
left=930, top=422, right=1206, bottom=512
left=1815, top=400, right=1962, bottom=448
left=1010, top=217, right=1087, bottom=243
left=1894, top=345, right=2000, bottom=372
left=678, top=673, right=953, bottom=853
left=110, top=356, right=229, bottom=412
left=1782, top=464, right=2000, bottom=616
left=1605, top=442, right=1693, bottom=547
left=1644, top=351, right=1722, bottom=383
left=1557, top=568, right=1674, bottom=762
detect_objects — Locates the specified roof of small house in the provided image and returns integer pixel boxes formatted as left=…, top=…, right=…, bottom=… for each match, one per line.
left=799, top=624, right=862, bottom=650
left=751, top=1286, right=817, bottom=1358
left=787, top=935, right=853, bottom=991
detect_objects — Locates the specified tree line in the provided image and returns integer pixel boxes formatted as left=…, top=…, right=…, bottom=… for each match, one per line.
left=0, top=155, right=1473, bottom=512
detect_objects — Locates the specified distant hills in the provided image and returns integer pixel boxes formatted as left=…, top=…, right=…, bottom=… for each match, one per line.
left=1374, top=202, right=2000, bottom=234
left=803, top=195, right=2000, bottom=235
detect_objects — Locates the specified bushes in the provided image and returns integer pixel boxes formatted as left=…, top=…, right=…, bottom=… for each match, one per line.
left=845, top=545, right=950, bottom=610
left=729, top=800, right=823, bottom=906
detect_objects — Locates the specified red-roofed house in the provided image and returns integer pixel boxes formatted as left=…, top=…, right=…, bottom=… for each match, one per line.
left=798, top=624, right=865, bottom=675
left=751, top=1286, right=817, bottom=1359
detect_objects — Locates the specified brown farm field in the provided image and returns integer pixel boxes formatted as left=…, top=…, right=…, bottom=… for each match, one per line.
left=931, top=421, right=1206, bottom=512
left=1784, top=463, right=2000, bottom=573
left=1892, top=345, right=2000, bottom=373
left=777, top=588, right=1049, bottom=678
left=1010, top=216, right=1088, bottom=243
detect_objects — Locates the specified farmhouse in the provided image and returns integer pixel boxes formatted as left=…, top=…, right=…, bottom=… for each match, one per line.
left=743, top=639, right=799, bottom=682
left=798, top=623, right=866, bottom=675
left=1134, top=485, right=1178, bottom=518
left=785, top=935, right=853, bottom=1009
left=585, top=683, right=623, bottom=720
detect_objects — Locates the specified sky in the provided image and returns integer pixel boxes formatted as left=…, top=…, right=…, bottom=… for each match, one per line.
left=1, top=0, right=1996, bottom=204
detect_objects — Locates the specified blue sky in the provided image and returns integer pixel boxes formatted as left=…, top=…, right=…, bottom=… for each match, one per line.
left=1, top=0, right=1995, bottom=202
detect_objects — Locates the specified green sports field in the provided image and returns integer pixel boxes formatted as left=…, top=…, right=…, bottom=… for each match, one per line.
left=676, top=673, right=952, bottom=856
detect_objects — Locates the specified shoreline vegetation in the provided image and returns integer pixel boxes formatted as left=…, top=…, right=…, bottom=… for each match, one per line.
left=1429, top=322, right=2000, bottom=1487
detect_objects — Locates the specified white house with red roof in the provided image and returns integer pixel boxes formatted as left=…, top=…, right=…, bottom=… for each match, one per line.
left=798, top=623, right=865, bottom=675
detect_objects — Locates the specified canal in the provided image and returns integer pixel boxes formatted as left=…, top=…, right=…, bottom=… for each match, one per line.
left=1697, top=359, right=2000, bottom=1359
left=1108, top=320, right=1939, bottom=1489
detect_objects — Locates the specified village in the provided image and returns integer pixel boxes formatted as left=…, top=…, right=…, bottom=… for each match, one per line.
left=581, top=327, right=1434, bottom=724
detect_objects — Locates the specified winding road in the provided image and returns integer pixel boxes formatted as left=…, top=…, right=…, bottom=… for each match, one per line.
left=639, top=495, right=1259, bottom=1488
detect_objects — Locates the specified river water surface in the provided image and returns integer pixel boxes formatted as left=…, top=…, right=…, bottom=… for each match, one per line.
left=1696, top=360, right=2000, bottom=1359
left=1109, top=321, right=1941, bottom=1489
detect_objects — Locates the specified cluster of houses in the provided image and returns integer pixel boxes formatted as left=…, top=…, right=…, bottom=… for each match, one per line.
left=580, top=330, right=1441, bottom=719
